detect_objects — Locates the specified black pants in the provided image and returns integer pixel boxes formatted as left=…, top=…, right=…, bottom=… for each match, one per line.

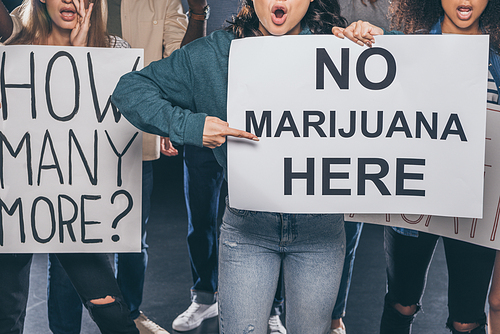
left=0, top=253, right=138, bottom=334
left=380, top=226, right=495, bottom=334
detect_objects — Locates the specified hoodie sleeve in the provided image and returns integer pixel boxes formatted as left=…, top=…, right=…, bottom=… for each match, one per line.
left=111, top=46, right=207, bottom=148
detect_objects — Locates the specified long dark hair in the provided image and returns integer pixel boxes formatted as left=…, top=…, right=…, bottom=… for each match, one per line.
left=226, top=0, right=348, bottom=38
left=388, top=0, right=500, bottom=51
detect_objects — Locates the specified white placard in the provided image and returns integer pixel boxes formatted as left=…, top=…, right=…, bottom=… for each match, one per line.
left=346, top=103, right=500, bottom=250
left=227, top=35, right=488, bottom=218
left=0, top=45, right=143, bottom=253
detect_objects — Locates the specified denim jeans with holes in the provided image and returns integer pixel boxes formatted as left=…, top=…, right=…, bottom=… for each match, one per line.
left=380, top=226, right=495, bottom=334
left=218, top=199, right=345, bottom=334
left=47, top=161, right=154, bottom=333
left=0, top=253, right=138, bottom=334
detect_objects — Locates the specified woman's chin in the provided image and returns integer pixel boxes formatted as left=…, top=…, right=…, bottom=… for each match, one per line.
left=53, top=20, right=77, bottom=31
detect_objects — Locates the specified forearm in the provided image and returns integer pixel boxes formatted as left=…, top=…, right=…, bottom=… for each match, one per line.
left=181, top=18, right=206, bottom=47
left=180, top=0, right=207, bottom=47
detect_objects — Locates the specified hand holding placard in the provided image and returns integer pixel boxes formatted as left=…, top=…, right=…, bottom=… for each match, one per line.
left=332, top=20, right=384, bottom=47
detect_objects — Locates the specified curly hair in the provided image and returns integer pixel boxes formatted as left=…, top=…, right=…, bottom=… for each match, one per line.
left=226, top=0, right=348, bottom=38
left=388, top=0, right=500, bottom=51
left=7, top=0, right=111, bottom=47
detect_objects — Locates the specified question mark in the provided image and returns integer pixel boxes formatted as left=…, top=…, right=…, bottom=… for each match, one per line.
left=110, top=190, right=133, bottom=242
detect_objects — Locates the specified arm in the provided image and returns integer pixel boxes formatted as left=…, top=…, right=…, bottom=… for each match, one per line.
left=112, top=45, right=257, bottom=149
left=162, top=0, right=189, bottom=57
left=180, top=0, right=207, bottom=47
left=112, top=49, right=204, bottom=147
left=0, top=1, right=13, bottom=43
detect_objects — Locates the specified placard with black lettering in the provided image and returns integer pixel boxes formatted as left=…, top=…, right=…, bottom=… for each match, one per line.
left=227, top=35, right=488, bottom=218
left=346, top=103, right=500, bottom=250
left=0, top=45, right=143, bottom=253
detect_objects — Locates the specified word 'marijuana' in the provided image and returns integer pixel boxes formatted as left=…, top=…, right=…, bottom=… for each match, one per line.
left=246, top=110, right=467, bottom=141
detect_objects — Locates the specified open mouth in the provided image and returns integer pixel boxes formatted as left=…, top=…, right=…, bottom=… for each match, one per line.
left=60, top=8, right=77, bottom=21
left=271, top=5, right=287, bottom=25
left=456, top=5, right=473, bottom=20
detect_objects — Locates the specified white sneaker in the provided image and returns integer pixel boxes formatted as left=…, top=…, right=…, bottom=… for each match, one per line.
left=134, top=311, right=170, bottom=334
left=329, top=327, right=346, bottom=334
left=171, top=302, right=218, bottom=331
left=268, top=315, right=287, bottom=334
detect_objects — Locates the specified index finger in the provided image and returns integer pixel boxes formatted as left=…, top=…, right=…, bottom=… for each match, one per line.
left=224, top=127, right=259, bottom=141
left=332, top=27, right=345, bottom=39
left=83, top=3, right=93, bottom=24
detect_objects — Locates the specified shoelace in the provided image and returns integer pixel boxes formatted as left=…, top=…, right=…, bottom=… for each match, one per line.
left=178, top=303, right=202, bottom=319
left=268, top=316, right=284, bottom=330
left=137, top=315, right=166, bottom=331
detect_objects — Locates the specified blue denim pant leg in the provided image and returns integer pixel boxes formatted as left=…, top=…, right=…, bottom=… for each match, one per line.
left=115, top=160, right=153, bottom=319
left=331, top=221, right=363, bottom=319
left=219, top=203, right=345, bottom=334
left=183, top=145, right=222, bottom=304
left=48, top=254, right=83, bottom=334
left=270, top=267, right=285, bottom=317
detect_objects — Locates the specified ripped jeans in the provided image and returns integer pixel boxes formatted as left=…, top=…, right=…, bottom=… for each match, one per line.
left=218, top=198, right=345, bottom=334
left=0, top=253, right=138, bottom=334
left=380, top=227, right=495, bottom=334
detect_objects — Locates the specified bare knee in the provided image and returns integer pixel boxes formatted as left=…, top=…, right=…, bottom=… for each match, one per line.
left=490, top=293, right=500, bottom=313
left=90, top=295, right=115, bottom=305
left=393, top=303, right=417, bottom=316
left=452, top=322, right=479, bottom=332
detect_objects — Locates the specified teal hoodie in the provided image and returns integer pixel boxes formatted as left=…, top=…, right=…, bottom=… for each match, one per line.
left=112, top=28, right=312, bottom=178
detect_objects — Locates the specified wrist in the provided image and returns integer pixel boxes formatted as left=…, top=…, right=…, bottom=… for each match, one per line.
left=188, top=4, right=210, bottom=21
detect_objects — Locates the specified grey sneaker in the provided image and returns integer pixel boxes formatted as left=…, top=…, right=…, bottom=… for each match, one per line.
left=134, top=311, right=169, bottom=334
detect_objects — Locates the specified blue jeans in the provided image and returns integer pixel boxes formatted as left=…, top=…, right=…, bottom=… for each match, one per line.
left=114, top=160, right=153, bottom=319
left=271, top=267, right=284, bottom=317
left=47, top=161, right=153, bottom=332
left=332, top=221, right=364, bottom=319
left=183, top=145, right=222, bottom=304
left=218, top=200, right=346, bottom=334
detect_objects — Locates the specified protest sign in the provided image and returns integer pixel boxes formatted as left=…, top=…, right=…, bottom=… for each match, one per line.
left=0, top=45, right=143, bottom=253
left=227, top=35, right=489, bottom=218
left=346, top=103, right=500, bottom=250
